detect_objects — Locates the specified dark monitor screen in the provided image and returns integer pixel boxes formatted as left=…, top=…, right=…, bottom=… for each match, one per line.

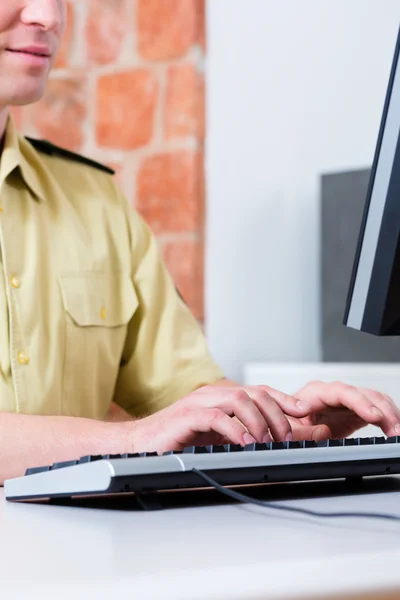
left=344, top=26, right=400, bottom=336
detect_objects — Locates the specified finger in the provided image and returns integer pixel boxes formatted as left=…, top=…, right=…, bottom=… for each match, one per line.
left=255, top=385, right=314, bottom=417
left=244, top=389, right=293, bottom=442
left=156, top=409, right=248, bottom=453
left=291, top=422, right=331, bottom=442
left=355, top=388, right=400, bottom=437
left=216, top=390, right=271, bottom=443
left=184, top=408, right=254, bottom=447
left=295, top=381, right=388, bottom=425
left=185, top=432, right=227, bottom=447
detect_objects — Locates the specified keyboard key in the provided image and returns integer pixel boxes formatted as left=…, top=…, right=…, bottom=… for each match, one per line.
left=51, top=460, right=78, bottom=470
left=305, top=441, right=318, bottom=448
left=194, top=446, right=209, bottom=454
left=117, top=453, right=140, bottom=459
left=163, top=451, right=174, bottom=455
left=244, top=443, right=269, bottom=451
left=183, top=447, right=196, bottom=454
left=359, top=437, right=374, bottom=445
left=78, top=455, right=92, bottom=464
left=139, top=452, right=158, bottom=457
left=244, top=443, right=256, bottom=451
left=386, top=436, right=400, bottom=444
left=257, top=443, right=269, bottom=451
left=271, top=442, right=285, bottom=450
left=88, top=455, right=104, bottom=462
left=345, top=438, right=359, bottom=446
left=288, top=441, right=302, bottom=449
left=25, top=465, right=51, bottom=476
left=328, top=439, right=343, bottom=447
left=226, top=444, right=243, bottom=452
left=374, top=437, right=386, bottom=444
left=208, top=445, right=226, bottom=453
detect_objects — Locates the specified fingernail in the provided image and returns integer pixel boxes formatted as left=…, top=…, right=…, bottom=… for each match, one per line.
left=285, top=433, right=293, bottom=442
left=395, top=424, right=400, bottom=434
left=371, top=407, right=384, bottom=418
left=262, top=433, right=272, bottom=443
left=296, top=400, right=312, bottom=411
left=243, top=432, right=256, bottom=445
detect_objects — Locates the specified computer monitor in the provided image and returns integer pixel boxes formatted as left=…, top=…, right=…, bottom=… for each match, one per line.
left=344, top=26, right=400, bottom=336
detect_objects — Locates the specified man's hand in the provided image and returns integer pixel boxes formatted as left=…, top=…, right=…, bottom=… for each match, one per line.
left=127, top=384, right=314, bottom=454
left=127, top=379, right=400, bottom=454
left=285, top=380, right=400, bottom=441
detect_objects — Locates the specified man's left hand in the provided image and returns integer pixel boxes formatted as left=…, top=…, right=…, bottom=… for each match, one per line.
left=282, top=380, right=400, bottom=441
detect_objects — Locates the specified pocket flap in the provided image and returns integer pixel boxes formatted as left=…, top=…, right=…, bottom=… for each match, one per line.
left=59, top=273, right=138, bottom=327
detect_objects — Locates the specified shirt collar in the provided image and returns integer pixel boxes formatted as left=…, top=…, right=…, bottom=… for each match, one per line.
left=0, top=113, right=46, bottom=203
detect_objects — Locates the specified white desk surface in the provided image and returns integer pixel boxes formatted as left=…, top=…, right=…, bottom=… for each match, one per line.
left=2, top=480, right=400, bottom=600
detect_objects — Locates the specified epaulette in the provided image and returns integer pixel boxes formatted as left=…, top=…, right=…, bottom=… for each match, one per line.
left=25, top=137, right=115, bottom=175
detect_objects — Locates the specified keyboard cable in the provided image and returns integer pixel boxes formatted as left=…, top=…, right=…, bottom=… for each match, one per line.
left=193, top=468, right=400, bottom=522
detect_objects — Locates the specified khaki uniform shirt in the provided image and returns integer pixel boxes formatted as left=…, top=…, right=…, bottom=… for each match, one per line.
left=0, top=115, right=223, bottom=419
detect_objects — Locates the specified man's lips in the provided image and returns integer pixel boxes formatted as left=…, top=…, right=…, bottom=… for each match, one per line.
left=6, top=47, right=51, bottom=58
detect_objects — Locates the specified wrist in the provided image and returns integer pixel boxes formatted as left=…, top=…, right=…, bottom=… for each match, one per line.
left=97, top=420, right=135, bottom=455
left=116, top=419, right=142, bottom=454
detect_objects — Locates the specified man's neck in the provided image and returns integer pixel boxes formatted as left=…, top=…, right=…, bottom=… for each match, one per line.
left=0, top=109, right=9, bottom=158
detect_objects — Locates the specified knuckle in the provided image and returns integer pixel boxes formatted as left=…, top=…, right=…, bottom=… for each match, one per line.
left=366, top=389, right=382, bottom=401
left=332, top=380, right=350, bottom=391
left=207, top=407, right=225, bottom=422
left=332, top=381, right=358, bottom=398
left=233, top=390, right=252, bottom=404
left=259, top=385, right=273, bottom=395
left=282, top=392, right=297, bottom=405
left=177, top=403, right=192, bottom=418
left=308, top=380, right=323, bottom=390
left=250, top=390, right=270, bottom=403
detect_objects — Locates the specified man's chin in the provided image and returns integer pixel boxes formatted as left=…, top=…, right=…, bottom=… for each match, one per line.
left=13, top=92, right=46, bottom=107
left=7, top=79, right=48, bottom=107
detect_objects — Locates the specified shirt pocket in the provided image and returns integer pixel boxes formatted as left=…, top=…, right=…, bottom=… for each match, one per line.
left=58, top=273, right=138, bottom=418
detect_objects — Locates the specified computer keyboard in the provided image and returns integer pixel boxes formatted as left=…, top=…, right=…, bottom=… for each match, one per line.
left=5, top=436, right=400, bottom=503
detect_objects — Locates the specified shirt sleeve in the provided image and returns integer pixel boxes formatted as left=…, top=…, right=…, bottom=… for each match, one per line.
left=112, top=189, right=224, bottom=417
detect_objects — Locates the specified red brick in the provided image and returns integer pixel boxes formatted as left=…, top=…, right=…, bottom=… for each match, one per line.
left=55, top=1, right=74, bottom=68
left=164, top=64, right=204, bottom=140
left=137, top=0, right=197, bottom=60
left=96, top=70, right=157, bottom=149
left=136, top=152, right=203, bottom=234
left=86, top=0, right=128, bottom=65
left=32, top=78, right=87, bottom=150
left=162, top=239, right=204, bottom=320
left=197, top=0, right=206, bottom=51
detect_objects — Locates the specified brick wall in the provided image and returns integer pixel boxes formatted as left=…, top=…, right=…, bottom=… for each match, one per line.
left=12, top=0, right=206, bottom=321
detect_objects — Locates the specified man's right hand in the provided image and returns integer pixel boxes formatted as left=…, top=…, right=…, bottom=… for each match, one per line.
left=126, top=384, right=313, bottom=454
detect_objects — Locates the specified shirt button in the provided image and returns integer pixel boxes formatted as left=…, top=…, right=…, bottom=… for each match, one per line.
left=18, top=352, right=29, bottom=365
left=100, top=307, right=106, bottom=320
left=11, top=276, right=21, bottom=289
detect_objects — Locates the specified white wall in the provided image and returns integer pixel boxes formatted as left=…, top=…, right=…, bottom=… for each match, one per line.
left=206, top=0, right=400, bottom=381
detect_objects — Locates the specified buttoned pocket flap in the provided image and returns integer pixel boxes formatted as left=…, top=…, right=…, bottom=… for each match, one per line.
left=59, top=273, right=138, bottom=327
